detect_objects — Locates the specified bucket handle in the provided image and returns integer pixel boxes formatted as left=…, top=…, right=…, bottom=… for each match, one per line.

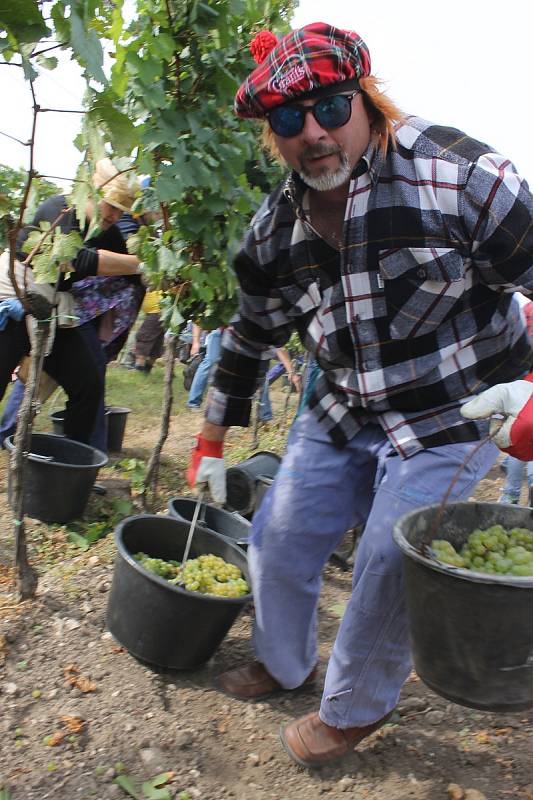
left=26, top=453, right=54, bottom=463
left=419, top=419, right=505, bottom=555
left=180, top=489, right=205, bottom=573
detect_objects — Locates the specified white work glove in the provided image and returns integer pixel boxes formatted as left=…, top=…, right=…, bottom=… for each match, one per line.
left=195, top=457, right=227, bottom=504
left=187, top=435, right=226, bottom=504
left=460, top=379, right=533, bottom=460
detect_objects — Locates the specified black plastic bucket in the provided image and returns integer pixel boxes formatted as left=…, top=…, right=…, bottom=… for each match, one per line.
left=253, top=476, right=274, bottom=518
left=49, top=406, right=130, bottom=452
left=50, top=409, right=65, bottom=437
left=393, top=501, right=533, bottom=712
left=105, top=406, right=130, bottom=453
left=4, top=433, right=107, bottom=523
left=168, top=497, right=251, bottom=549
left=225, top=451, right=281, bottom=516
left=106, top=514, right=252, bottom=670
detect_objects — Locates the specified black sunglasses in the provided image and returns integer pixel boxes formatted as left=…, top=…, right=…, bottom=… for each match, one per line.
left=267, top=91, right=359, bottom=139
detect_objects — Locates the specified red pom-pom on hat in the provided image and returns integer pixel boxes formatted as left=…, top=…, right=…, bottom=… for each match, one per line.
left=250, top=30, right=278, bottom=64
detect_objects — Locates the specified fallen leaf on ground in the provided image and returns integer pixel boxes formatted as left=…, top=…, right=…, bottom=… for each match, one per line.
left=74, top=675, right=96, bottom=692
left=448, top=783, right=464, bottom=800
left=7, top=768, right=32, bottom=780
left=217, top=716, right=232, bottom=734
left=474, top=731, right=491, bottom=745
left=59, top=715, right=85, bottom=734
left=493, top=727, right=513, bottom=736
left=328, top=602, right=347, bottom=619
left=464, top=790, right=487, bottom=800
left=47, top=731, right=66, bottom=746
left=63, top=664, right=96, bottom=693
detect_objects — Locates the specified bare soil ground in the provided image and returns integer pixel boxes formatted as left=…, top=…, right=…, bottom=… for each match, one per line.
left=1, top=369, right=532, bottom=800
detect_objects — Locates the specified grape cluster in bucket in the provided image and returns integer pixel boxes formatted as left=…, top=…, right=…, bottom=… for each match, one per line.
left=431, top=525, right=533, bottom=576
left=133, top=552, right=250, bottom=597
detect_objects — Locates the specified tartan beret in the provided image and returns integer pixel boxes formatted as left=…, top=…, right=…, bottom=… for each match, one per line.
left=235, top=22, right=371, bottom=119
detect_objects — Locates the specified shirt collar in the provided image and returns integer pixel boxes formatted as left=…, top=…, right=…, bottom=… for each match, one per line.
left=360, top=132, right=384, bottom=186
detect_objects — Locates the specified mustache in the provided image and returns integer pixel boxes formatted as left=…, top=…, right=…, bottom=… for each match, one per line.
left=300, top=144, right=342, bottom=161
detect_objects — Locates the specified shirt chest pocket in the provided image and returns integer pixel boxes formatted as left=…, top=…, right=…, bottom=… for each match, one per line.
left=378, top=247, right=466, bottom=339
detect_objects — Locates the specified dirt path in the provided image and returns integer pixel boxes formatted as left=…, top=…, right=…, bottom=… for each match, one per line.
left=1, top=408, right=532, bottom=800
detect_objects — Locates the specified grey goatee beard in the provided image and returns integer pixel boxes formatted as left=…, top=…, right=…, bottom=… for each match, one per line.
left=298, top=145, right=351, bottom=192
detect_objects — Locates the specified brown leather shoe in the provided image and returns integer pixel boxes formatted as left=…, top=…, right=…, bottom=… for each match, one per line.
left=216, top=660, right=317, bottom=701
left=280, top=710, right=393, bottom=768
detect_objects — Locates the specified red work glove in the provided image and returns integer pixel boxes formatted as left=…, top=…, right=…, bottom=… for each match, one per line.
left=460, top=376, right=533, bottom=460
left=187, top=435, right=226, bottom=503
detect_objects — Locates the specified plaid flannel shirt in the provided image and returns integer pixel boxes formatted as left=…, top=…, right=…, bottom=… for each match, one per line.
left=207, top=115, right=533, bottom=456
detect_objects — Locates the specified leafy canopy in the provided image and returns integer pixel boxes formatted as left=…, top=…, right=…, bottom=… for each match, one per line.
left=0, top=165, right=60, bottom=250
left=1, top=0, right=294, bottom=328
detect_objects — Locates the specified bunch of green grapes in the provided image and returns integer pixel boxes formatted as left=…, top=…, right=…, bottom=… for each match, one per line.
left=133, top=553, right=181, bottom=579
left=133, top=551, right=249, bottom=597
left=176, top=554, right=249, bottom=598
left=430, top=524, right=533, bottom=576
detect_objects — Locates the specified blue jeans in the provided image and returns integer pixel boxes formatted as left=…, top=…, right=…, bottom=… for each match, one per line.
left=0, top=378, right=25, bottom=444
left=249, top=410, right=498, bottom=728
left=500, top=456, right=533, bottom=502
left=258, top=376, right=273, bottom=421
left=187, top=329, right=222, bottom=408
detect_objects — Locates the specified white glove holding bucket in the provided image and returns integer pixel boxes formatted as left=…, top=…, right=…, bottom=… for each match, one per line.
left=187, top=434, right=226, bottom=504
left=460, top=378, right=533, bottom=460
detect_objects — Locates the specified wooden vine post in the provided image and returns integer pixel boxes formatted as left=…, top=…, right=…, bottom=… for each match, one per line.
left=141, top=332, right=176, bottom=508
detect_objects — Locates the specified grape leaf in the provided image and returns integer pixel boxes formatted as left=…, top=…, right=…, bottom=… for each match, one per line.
left=0, top=0, right=48, bottom=43
left=21, top=229, right=45, bottom=256
left=114, top=774, right=141, bottom=799
left=157, top=246, right=177, bottom=276
left=70, top=163, right=91, bottom=232
left=69, top=8, right=106, bottom=85
left=67, top=531, right=90, bottom=551
left=36, top=55, right=58, bottom=70
left=111, top=497, right=134, bottom=517
left=88, top=98, right=139, bottom=157
left=0, top=194, right=11, bottom=215
left=32, top=253, right=59, bottom=284
left=169, top=305, right=184, bottom=332
left=51, top=231, right=83, bottom=265
left=141, top=772, right=173, bottom=800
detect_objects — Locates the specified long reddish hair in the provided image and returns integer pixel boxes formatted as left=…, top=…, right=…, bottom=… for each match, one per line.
left=260, top=75, right=404, bottom=161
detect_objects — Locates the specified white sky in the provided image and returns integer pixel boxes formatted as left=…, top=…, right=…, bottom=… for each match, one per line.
left=1, top=0, right=532, bottom=187
left=293, top=0, right=533, bottom=182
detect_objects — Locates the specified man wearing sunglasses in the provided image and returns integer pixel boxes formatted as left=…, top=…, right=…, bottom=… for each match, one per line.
left=187, top=22, right=533, bottom=767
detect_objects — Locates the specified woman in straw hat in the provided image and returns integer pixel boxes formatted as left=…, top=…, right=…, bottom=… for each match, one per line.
left=0, top=159, right=143, bottom=447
